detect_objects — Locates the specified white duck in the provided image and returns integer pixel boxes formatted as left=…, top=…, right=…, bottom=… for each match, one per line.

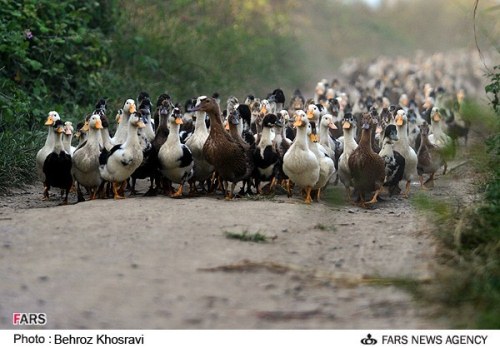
left=63, top=121, right=76, bottom=155
left=428, top=107, right=451, bottom=148
left=337, top=114, right=358, bottom=199
left=185, top=96, right=214, bottom=193
left=283, top=110, right=320, bottom=204
left=99, top=112, right=145, bottom=199
left=36, top=111, right=61, bottom=186
left=318, top=114, right=338, bottom=159
left=158, top=107, right=194, bottom=198
left=307, top=122, right=335, bottom=200
left=393, top=109, right=418, bottom=197
left=111, top=99, right=136, bottom=145
left=72, top=114, right=103, bottom=201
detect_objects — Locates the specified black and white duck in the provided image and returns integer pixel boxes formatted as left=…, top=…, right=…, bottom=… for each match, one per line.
left=99, top=112, right=145, bottom=199
left=378, top=124, right=405, bottom=196
left=252, top=113, right=281, bottom=194
left=43, top=120, right=73, bottom=204
left=158, top=107, right=194, bottom=198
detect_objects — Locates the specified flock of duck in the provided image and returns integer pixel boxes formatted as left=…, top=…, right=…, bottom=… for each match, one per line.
left=36, top=53, right=475, bottom=207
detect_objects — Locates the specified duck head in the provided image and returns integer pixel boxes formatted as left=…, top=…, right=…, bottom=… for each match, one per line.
left=53, top=120, right=65, bottom=134
left=361, top=112, right=376, bottom=130
left=191, top=96, right=220, bottom=115
left=321, top=114, right=337, bottom=130
left=88, top=114, right=103, bottom=130
left=383, top=124, right=398, bottom=143
left=94, top=98, right=107, bottom=116
left=430, top=107, right=441, bottom=122
left=262, top=113, right=281, bottom=128
left=123, top=99, right=136, bottom=114
left=292, top=110, right=308, bottom=129
left=341, top=113, right=356, bottom=130
left=64, top=121, right=74, bottom=136
left=169, top=107, right=183, bottom=126
left=45, top=111, right=60, bottom=126
left=269, top=88, right=285, bottom=104
left=115, top=109, right=123, bottom=124
left=260, top=99, right=271, bottom=115
left=419, top=122, right=430, bottom=136
left=129, top=112, right=146, bottom=128
left=394, top=110, right=406, bottom=127
left=306, top=104, right=320, bottom=122
left=139, top=97, right=152, bottom=116
left=225, top=110, right=239, bottom=130
left=278, top=110, right=289, bottom=127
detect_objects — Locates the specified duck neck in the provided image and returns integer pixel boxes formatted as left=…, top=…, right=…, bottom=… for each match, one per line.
left=343, top=128, right=357, bottom=151
left=63, top=134, right=72, bottom=153
left=319, top=123, right=329, bottom=144
left=45, top=126, right=56, bottom=147
left=166, top=123, right=180, bottom=146
left=207, top=108, right=225, bottom=137
left=274, top=127, right=283, bottom=145
left=144, top=114, right=155, bottom=139
left=359, top=127, right=372, bottom=149
left=396, top=123, right=409, bottom=146
left=431, top=120, right=444, bottom=137
left=101, top=127, right=112, bottom=149
left=194, top=111, right=208, bottom=134
left=54, top=132, right=65, bottom=153
left=420, top=132, right=433, bottom=149
left=115, top=111, right=131, bottom=137
left=380, top=138, right=394, bottom=156
left=259, top=126, right=273, bottom=148
left=294, top=125, right=309, bottom=151
left=125, top=123, right=140, bottom=148
left=88, top=127, right=101, bottom=146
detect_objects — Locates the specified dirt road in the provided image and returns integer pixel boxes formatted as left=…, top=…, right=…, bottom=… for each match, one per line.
left=0, top=174, right=457, bottom=329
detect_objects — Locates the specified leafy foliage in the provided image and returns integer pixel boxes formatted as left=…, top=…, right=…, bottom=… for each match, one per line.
left=0, top=0, right=115, bottom=191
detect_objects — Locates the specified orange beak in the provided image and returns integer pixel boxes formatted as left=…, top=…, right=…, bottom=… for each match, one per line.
left=260, top=106, right=267, bottom=114
left=224, top=121, right=229, bottom=130
left=56, top=126, right=64, bottom=134
left=293, top=115, right=303, bottom=128
left=433, top=113, right=441, bottom=122
left=129, top=104, right=136, bottom=113
left=137, top=120, right=146, bottom=128
left=342, top=121, right=351, bottom=129
left=95, top=120, right=103, bottom=129
left=395, top=115, right=403, bottom=126
left=328, top=122, right=337, bottom=130
left=175, top=117, right=183, bottom=125
left=45, top=115, right=54, bottom=126
left=306, top=110, right=314, bottom=119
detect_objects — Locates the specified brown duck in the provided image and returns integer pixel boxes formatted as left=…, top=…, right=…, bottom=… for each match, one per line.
left=193, top=97, right=253, bottom=199
left=348, top=112, right=385, bottom=207
left=417, top=121, right=447, bottom=188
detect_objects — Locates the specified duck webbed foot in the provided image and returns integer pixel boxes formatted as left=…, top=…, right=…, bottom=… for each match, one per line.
left=170, top=184, right=184, bottom=198
left=113, top=182, right=126, bottom=199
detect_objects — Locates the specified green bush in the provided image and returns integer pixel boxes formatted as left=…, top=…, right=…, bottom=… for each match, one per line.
left=0, top=0, right=115, bottom=191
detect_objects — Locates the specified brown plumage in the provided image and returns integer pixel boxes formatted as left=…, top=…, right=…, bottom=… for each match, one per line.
left=417, top=122, right=446, bottom=188
left=193, top=97, right=253, bottom=199
left=348, top=112, right=385, bottom=207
